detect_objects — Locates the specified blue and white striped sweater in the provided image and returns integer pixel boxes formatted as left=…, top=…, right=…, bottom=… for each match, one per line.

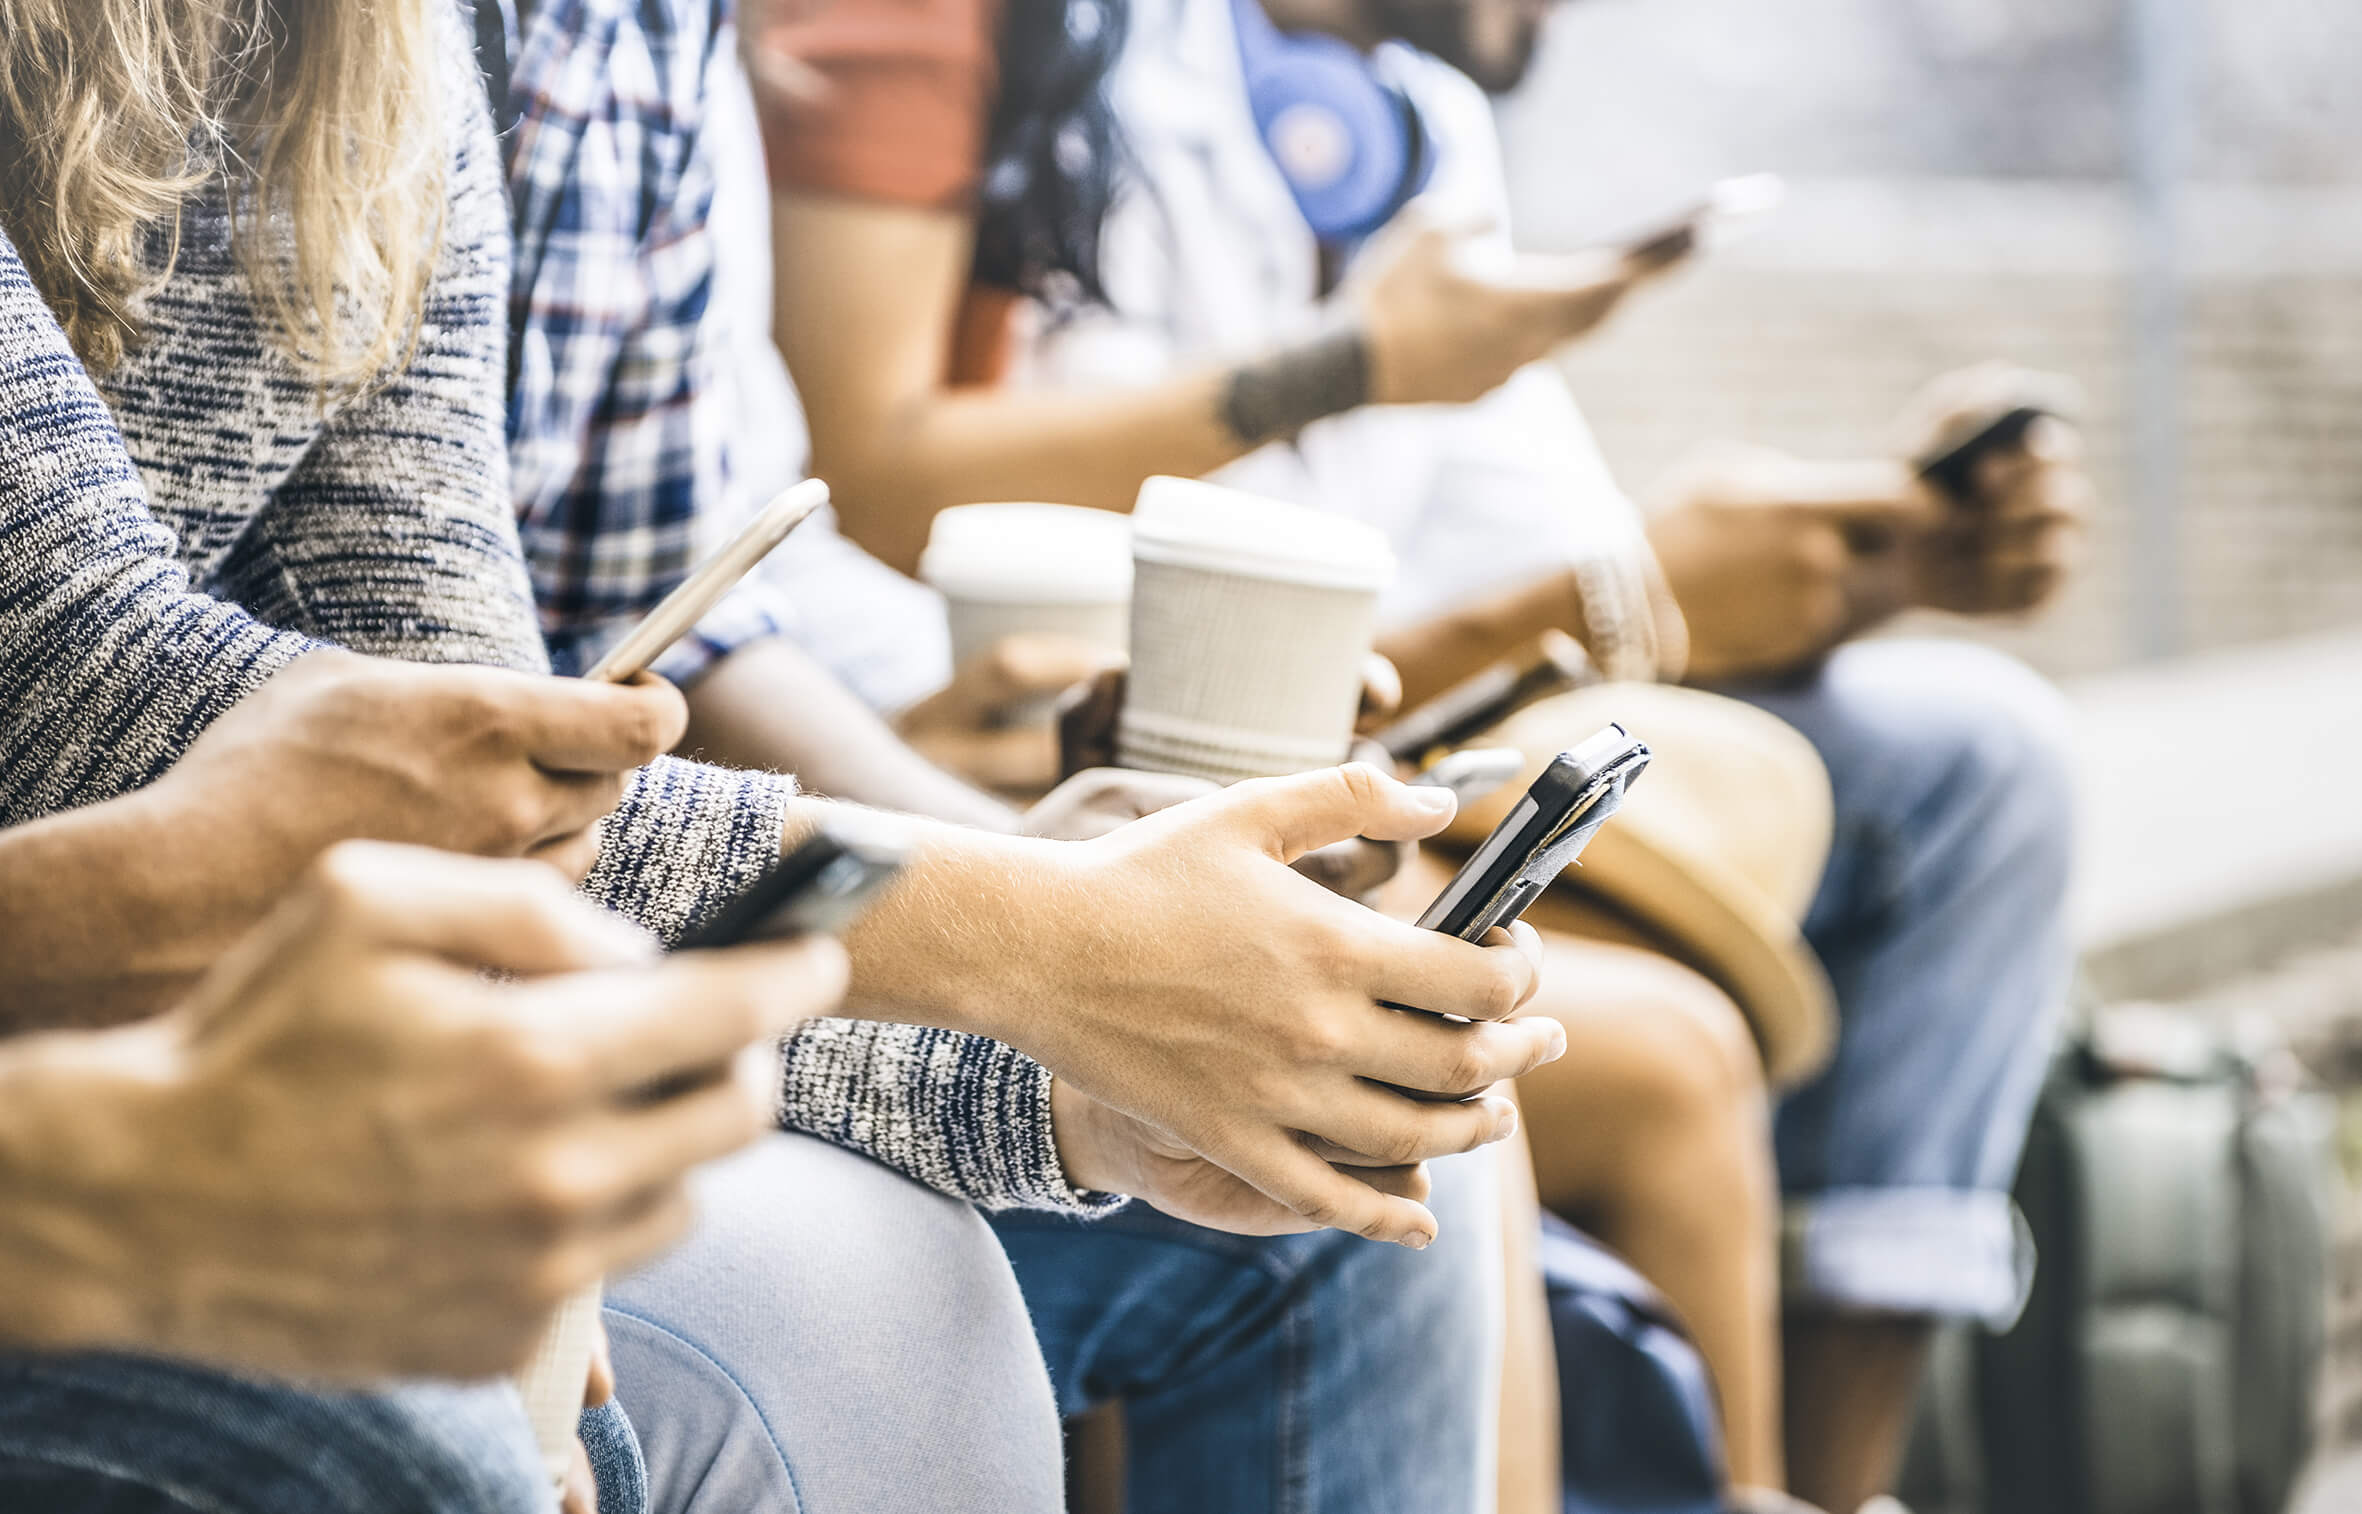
left=0, top=35, right=1089, bottom=1215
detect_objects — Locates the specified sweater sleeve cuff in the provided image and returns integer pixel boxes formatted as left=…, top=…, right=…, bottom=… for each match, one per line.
left=582, top=756, right=795, bottom=943
left=777, top=1018, right=1127, bottom=1216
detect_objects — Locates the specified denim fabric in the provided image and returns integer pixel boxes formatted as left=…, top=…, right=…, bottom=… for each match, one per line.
left=0, top=1352, right=546, bottom=1514
left=579, top=1397, right=648, bottom=1514
left=991, top=1148, right=1506, bottom=1514
left=1726, top=638, right=2075, bottom=1322
left=606, top=1133, right=1066, bottom=1514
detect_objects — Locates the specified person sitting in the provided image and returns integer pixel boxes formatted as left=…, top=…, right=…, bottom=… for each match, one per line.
left=0, top=805, right=837, bottom=1510
left=0, top=1, right=1557, bottom=1507
left=485, top=0, right=1558, bottom=1505
left=738, top=0, right=2087, bottom=1503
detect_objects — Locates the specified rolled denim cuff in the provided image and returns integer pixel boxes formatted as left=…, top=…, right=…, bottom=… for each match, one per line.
left=1781, top=1188, right=2035, bottom=1327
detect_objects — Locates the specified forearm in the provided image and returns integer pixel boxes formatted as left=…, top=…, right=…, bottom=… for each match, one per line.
left=1378, top=569, right=1589, bottom=716
left=813, top=372, right=1239, bottom=574
left=0, top=1025, right=166, bottom=1352
left=682, top=638, right=1017, bottom=831
left=783, top=795, right=1072, bottom=1046
left=0, top=790, right=295, bottom=1033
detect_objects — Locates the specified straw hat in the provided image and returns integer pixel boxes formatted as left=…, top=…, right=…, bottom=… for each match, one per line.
left=1440, top=682, right=1837, bottom=1088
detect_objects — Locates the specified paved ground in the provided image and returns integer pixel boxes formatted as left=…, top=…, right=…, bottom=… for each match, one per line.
left=2294, top=1447, right=2362, bottom=1514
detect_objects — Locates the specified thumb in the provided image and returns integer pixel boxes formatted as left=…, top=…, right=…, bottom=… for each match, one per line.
left=1212, top=762, right=1458, bottom=863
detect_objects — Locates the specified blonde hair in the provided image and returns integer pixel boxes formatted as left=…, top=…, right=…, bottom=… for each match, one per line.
left=0, top=0, right=447, bottom=386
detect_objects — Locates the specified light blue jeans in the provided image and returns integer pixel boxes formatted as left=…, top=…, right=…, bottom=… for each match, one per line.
left=1727, top=639, right=2076, bottom=1323
left=0, top=1352, right=548, bottom=1513
left=605, top=1132, right=1069, bottom=1514
left=604, top=1136, right=1502, bottom=1514
left=990, top=1148, right=1506, bottom=1514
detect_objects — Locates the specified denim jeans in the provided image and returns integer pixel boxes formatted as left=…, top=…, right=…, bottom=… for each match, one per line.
left=991, top=1147, right=1506, bottom=1514
left=1727, top=638, right=2075, bottom=1323
left=0, top=1352, right=547, bottom=1514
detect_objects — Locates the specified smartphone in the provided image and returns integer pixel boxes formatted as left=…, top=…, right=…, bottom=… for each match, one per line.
left=1374, top=630, right=1594, bottom=769
left=1414, top=724, right=1651, bottom=943
left=583, top=477, right=830, bottom=683
left=1412, top=747, right=1526, bottom=808
left=1915, top=405, right=2050, bottom=506
left=1617, top=173, right=1787, bottom=268
left=674, top=817, right=911, bottom=951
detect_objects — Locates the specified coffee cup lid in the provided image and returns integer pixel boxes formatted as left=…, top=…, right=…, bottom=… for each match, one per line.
left=1130, top=476, right=1394, bottom=592
left=919, top=503, right=1135, bottom=603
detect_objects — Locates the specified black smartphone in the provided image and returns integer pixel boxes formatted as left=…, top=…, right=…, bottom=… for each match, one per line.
left=1915, top=405, right=2049, bottom=506
left=1414, top=724, right=1651, bottom=943
left=674, top=820, right=910, bottom=951
left=1375, top=630, right=1594, bottom=769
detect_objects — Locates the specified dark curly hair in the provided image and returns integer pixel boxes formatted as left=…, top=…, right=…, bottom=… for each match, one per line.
left=969, top=0, right=1128, bottom=303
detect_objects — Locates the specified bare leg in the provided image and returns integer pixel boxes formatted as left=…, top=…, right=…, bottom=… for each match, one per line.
left=1781, top=1315, right=1931, bottom=1514
left=1495, top=1118, right=1562, bottom=1514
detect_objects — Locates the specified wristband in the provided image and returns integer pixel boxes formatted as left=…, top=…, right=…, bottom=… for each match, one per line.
left=1218, top=328, right=1372, bottom=447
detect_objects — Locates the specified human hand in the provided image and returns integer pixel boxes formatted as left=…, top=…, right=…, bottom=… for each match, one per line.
left=1892, top=363, right=2092, bottom=617
left=1, top=843, right=845, bottom=1381
left=991, top=765, right=1564, bottom=1247
left=897, top=633, right=1123, bottom=795
left=1057, top=663, right=1411, bottom=897
left=166, top=649, right=686, bottom=883
left=1050, top=1078, right=1436, bottom=1235
left=1644, top=445, right=1940, bottom=682
left=1355, top=205, right=1679, bottom=408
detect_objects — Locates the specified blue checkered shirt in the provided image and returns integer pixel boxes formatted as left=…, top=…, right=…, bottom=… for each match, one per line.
left=501, top=0, right=795, bottom=680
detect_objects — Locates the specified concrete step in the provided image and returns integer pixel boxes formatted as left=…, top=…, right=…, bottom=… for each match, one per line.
left=2067, top=628, right=2362, bottom=1003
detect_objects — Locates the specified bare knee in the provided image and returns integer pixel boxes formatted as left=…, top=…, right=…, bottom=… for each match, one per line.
left=1520, top=938, right=1771, bottom=1209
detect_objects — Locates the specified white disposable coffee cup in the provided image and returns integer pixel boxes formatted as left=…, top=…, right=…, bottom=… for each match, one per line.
left=1118, top=476, right=1394, bottom=784
left=919, top=503, right=1133, bottom=684
left=515, top=1282, right=602, bottom=1490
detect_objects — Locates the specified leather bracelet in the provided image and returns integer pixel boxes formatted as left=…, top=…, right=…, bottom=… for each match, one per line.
left=1217, top=327, right=1372, bottom=447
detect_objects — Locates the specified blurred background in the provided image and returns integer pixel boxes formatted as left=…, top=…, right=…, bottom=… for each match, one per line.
left=1501, top=0, right=2362, bottom=678
left=1488, top=1, right=2362, bottom=1505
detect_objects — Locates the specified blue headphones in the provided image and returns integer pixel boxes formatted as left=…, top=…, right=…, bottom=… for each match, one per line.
left=1231, top=0, right=1433, bottom=247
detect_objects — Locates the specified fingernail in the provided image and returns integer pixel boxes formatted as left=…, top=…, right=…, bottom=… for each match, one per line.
left=1404, top=1230, right=1434, bottom=1251
left=1409, top=786, right=1455, bottom=815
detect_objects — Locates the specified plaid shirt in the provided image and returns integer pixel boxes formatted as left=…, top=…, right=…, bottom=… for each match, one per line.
left=500, top=0, right=795, bottom=680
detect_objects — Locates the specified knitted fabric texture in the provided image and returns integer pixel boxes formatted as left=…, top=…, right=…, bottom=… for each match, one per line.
left=0, top=15, right=1094, bottom=1215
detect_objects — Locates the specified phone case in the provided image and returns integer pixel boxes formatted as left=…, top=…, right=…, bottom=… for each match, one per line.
left=1414, top=725, right=1651, bottom=942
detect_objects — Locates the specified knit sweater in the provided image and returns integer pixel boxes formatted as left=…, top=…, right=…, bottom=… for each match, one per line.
left=0, top=28, right=1093, bottom=1215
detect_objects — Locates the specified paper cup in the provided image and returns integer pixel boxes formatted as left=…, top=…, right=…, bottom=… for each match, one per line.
left=921, top=502, right=1132, bottom=668
left=515, top=1282, right=602, bottom=1489
left=920, top=503, right=1133, bottom=721
left=1118, top=476, right=1394, bottom=784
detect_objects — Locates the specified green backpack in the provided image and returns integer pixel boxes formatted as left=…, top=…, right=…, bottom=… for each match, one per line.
left=1901, top=1005, right=2335, bottom=1514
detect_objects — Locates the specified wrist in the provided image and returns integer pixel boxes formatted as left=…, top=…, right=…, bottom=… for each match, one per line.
left=834, top=815, right=1099, bottom=1050
left=1219, top=328, right=1372, bottom=446
left=1047, top=1077, right=1133, bottom=1196
left=0, top=1022, right=184, bottom=1351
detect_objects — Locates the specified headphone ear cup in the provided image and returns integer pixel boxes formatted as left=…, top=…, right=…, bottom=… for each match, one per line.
left=1232, top=0, right=1430, bottom=244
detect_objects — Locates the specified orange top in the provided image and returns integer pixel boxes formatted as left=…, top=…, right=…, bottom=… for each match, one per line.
left=744, top=0, right=1020, bottom=384
left=744, top=0, right=1003, bottom=210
